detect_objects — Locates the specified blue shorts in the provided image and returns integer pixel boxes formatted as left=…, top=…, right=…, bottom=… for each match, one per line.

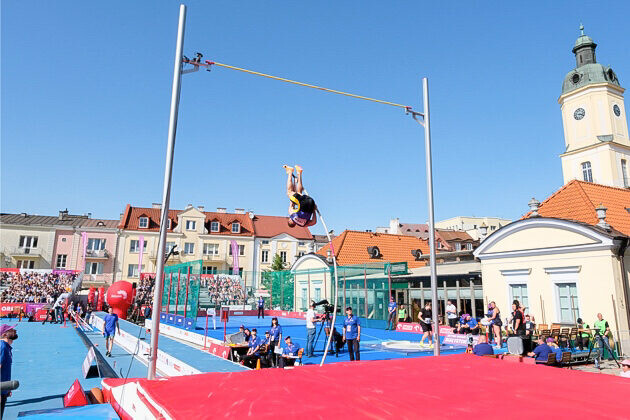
left=104, top=330, right=115, bottom=339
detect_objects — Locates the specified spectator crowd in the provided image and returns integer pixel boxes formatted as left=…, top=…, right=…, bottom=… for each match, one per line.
left=135, top=275, right=155, bottom=305
left=0, top=272, right=75, bottom=303
left=202, top=274, right=246, bottom=306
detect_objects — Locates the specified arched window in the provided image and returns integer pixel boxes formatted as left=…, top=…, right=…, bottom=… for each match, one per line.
left=581, top=161, right=593, bottom=182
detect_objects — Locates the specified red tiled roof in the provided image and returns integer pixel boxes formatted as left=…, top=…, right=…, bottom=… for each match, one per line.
left=118, top=205, right=255, bottom=236
left=398, top=223, right=429, bottom=239
left=523, top=180, right=630, bottom=236
left=252, top=215, right=313, bottom=240
left=316, top=230, right=430, bottom=268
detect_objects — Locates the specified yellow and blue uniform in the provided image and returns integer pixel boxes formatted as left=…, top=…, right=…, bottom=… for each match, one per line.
left=289, top=193, right=315, bottom=226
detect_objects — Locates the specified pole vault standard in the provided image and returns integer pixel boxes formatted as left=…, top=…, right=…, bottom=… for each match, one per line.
left=148, top=3, right=187, bottom=380
left=154, top=7, right=440, bottom=365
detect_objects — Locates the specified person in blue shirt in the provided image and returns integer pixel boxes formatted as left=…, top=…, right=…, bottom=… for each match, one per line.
left=279, top=336, right=302, bottom=368
left=259, top=331, right=274, bottom=368
left=386, top=297, right=397, bottom=330
left=0, top=324, right=18, bottom=418
left=269, top=317, right=283, bottom=367
left=343, top=307, right=361, bottom=361
left=547, top=337, right=563, bottom=362
left=103, top=307, right=120, bottom=357
left=527, top=337, right=554, bottom=364
left=472, top=335, right=494, bottom=356
left=241, top=328, right=263, bottom=368
left=459, top=315, right=480, bottom=335
left=257, top=296, right=265, bottom=319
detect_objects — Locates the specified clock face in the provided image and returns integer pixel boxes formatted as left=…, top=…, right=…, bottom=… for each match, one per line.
left=613, top=104, right=621, bottom=117
left=574, top=108, right=585, bottom=120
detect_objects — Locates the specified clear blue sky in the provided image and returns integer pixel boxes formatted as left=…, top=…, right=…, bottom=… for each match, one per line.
left=2, top=1, right=629, bottom=234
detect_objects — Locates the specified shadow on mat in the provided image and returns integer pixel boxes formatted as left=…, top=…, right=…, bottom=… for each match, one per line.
left=6, top=394, right=65, bottom=406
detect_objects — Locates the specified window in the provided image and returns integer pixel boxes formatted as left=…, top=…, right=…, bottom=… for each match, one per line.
left=297, top=251, right=305, bottom=257
left=556, top=283, right=579, bottom=323
left=622, top=159, right=629, bottom=188
left=18, top=236, right=38, bottom=248
left=466, top=243, right=473, bottom=251
left=127, top=264, right=144, bottom=278
left=186, top=220, right=196, bottom=231
left=314, top=288, right=321, bottom=302
left=229, top=245, right=245, bottom=256
left=203, top=243, right=219, bottom=255
left=184, top=242, right=195, bottom=255
left=202, top=266, right=217, bottom=274
left=454, top=242, right=462, bottom=251
left=17, top=260, right=35, bottom=269
left=298, top=242, right=305, bottom=246
left=139, top=217, right=149, bottom=228
left=85, top=262, right=104, bottom=275
left=581, top=161, right=593, bottom=182
left=231, top=222, right=240, bottom=233
left=231, top=267, right=243, bottom=276
left=56, top=254, right=67, bottom=269
left=301, top=288, right=307, bottom=310
left=210, top=221, right=220, bottom=232
left=261, top=250, right=269, bottom=263
left=129, top=239, right=147, bottom=253
left=87, top=238, right=106, bottom=251
left=280, top=251, right=287, bottom=263
left=165, top=241, right=176, bottom=252
left=262, top=240, right=269, bottom=245
left=490, top=226, right=497, bottom=231
left=510, top=284, right=529, bottom=313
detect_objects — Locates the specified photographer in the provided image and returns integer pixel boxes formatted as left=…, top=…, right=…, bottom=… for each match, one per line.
left=305, top=301, right=320, bottom=358
left=343, top=307, right=361, bottom=361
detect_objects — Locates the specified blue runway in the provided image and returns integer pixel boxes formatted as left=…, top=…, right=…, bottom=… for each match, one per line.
left=194, top=315, right=466, bottom=364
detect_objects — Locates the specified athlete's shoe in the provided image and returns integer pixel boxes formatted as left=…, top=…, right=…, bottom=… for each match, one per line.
left=295, top=165, right=303, bottom=173
left=283, top=165, right=293, bottom=174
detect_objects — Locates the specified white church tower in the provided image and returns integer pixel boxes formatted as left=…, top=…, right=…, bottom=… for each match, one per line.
left=559, top=25, right=630, bottom=188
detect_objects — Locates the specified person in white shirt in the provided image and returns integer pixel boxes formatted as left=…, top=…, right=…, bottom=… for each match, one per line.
left=446, top=300, right=458, bottom=329
left=620, top=359, right=630, bottom=378
left=305, top=302, right=320, bottom=358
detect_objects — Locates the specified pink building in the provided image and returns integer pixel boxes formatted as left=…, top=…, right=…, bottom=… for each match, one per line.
left=51, top=212, right=119, bottom=286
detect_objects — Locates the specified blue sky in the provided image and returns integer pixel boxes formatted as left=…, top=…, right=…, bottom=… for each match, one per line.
left=2, top=1, right=629, bottom=234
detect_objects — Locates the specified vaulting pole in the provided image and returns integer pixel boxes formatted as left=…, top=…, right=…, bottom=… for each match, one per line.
left=148, top=3, right=186, bottom=380
left=422, top=77, right=440, bottom=356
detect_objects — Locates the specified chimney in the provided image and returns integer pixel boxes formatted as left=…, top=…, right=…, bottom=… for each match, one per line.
left=595, top=204, right=611, bottom=230
left=217, top=207, right=226, bottom=213
left=152, top=203, right=161, bottom=209
left=235, top=208, right=245, bottom=214
left=528, top=198, right=540, bottom=217
left=58, top=209, right=69, bottom=221
left=185, top=203, right=193, bottom=210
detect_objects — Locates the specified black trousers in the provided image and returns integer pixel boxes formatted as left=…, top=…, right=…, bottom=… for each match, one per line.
left=257, top=307, right=264, bottom=318
left=448, top=318, right=457, bottom=328
left=577, top=336, right=590, bottom=350
left=242, top=353, right=260, bottom=369
left=279, top=357, right=296, bottom=368
left=347, top=339, right=360, bottom=361
left=1, top=393, right=7, bottom=418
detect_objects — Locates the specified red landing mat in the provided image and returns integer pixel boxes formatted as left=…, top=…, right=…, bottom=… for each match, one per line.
left=105, top=354, right=630, bottom=419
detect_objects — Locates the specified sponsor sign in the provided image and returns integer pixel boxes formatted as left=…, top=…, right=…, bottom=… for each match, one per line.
left=442, top=333, right=479, bottom=346
left=0, top=303, right=25, bottom=316
left=63, top=379, right=88, bottom=407
left=394, top=323, right=454, bottom=336
left=384, top=262, right=408, bottom=275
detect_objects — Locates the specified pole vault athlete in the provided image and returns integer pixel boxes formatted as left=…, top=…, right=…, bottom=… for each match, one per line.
left=284, top=165, right=317, bottom=228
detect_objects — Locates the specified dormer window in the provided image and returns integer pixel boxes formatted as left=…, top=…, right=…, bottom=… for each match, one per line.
left=210, top=221, right=220, bottom=232
left=232, top=222, right=240, bottom=233
left=167, top=219, right=172, bottom=229
left=186, top=220, right=196, bottom=231
left=139, top=217, right=149, bottom=229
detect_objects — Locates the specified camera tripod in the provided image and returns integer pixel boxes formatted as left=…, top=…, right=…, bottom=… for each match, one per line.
left=586, top=331, right=620, bottom=369
left=315, top=312, right=341, bottom=357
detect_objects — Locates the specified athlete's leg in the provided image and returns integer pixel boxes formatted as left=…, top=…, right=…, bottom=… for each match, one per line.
left=284, top=165, right=295, bottom=198
left=295, top=165, right=304, bottom=194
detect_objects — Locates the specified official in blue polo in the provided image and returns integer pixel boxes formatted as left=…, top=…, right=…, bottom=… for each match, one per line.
left=279, top=336, right=302, bottom=368
left=257, top=296, right=265, bottom=319
left=343, top=306, right=361, bottom=361
left=386, top=297, right=397, bottom=330
left=269, top=317, right=283, bottom=367
left=241, top=328, right=263, bottom=368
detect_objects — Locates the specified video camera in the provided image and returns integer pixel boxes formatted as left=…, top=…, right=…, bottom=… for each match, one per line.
left=312, top=299, right=334, bottom=315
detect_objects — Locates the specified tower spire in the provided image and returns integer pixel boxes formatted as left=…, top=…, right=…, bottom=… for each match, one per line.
left=579, top=23, right=584, bottom=36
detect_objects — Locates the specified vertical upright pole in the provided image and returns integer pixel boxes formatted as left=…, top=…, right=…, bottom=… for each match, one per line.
left=175, top=269, right=181, bottom=315
left=166, top=273, right=173, bottom=314
left=184, top=266, right=191, bottom=318
left=363, top=264, right=368, bottom=318
left=422, top=77, right=440, bottom=356
left=307, top=269, right=311, bottom=304
left=343, top=273, right=346, bottom=309
left=148, top=3, right=186, bottom=380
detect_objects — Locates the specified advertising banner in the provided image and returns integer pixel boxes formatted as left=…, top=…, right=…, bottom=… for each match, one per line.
left=0, top=303, right=25, bottom=316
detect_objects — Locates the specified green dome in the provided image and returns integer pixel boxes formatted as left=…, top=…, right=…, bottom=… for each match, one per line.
left=573, top=34, right=595, bottom=52
left=562, top=63, right=621, bottom=95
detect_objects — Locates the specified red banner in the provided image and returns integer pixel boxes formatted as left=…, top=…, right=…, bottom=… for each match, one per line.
left=0, top=303, right=26, bottom=315
left=0, top=268, right=19, bottom=273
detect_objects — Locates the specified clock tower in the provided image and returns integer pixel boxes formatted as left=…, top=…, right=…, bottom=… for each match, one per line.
left=559, top=25, right=630, bottom=188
